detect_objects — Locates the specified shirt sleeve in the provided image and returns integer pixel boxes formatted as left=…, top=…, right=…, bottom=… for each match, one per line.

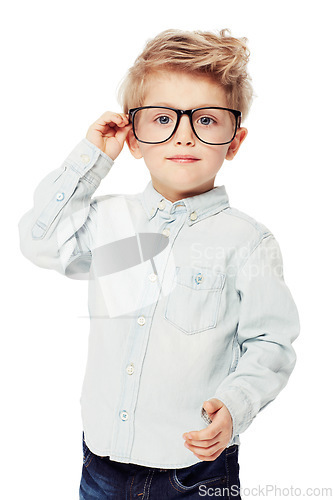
left=211, top=233, right=300, bottom=443
left=18, top=138, right=114, bottom=278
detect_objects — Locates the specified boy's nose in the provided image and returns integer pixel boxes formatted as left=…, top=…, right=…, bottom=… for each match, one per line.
left=173, top=115, right=196, bottom=146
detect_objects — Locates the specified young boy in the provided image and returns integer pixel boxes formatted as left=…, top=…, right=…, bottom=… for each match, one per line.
left=18, top=29, right=300, bottom=499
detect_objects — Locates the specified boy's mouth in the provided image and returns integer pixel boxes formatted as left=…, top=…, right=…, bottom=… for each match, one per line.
left=166, top=155, right=200, bottom=164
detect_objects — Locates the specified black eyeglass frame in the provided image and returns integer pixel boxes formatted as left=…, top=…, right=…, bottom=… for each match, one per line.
left=128, top=106, right=242, bottom=145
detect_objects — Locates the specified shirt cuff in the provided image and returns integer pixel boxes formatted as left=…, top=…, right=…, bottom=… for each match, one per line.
left=65, top=138, right=114, bottom=180
left=30, top=139, right=114, bottom=240
left=211, top=387, right=258, bottom=445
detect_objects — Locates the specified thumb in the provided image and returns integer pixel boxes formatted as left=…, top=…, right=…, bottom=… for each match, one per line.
left=107, top=125, right=132, bottom=160
left=203, top=398, right=224, bottom=414
left=115, top=124, right=131, bottom=144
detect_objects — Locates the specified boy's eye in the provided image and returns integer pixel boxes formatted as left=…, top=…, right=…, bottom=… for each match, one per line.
left=197, top=116, right=215, bottom=126
left=156, top=115, right=172, bottom=125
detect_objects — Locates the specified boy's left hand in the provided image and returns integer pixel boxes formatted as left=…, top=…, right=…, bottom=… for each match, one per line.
left=182, top=398, right=233, bottom=461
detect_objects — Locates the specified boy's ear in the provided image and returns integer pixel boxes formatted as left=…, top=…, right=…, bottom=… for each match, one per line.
left=126, top=129, right=143, bottom=159
left=226, top=127, right=248, bottom=160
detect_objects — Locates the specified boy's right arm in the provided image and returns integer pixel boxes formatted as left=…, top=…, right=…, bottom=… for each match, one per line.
left=18, top=112, right=131, bottom=277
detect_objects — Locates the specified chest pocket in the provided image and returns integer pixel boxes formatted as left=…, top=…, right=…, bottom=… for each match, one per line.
left=164, top=266, right=226, bottom=334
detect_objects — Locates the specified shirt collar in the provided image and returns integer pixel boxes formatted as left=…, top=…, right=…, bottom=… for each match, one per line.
left=141, top=180, right=230, bottom=226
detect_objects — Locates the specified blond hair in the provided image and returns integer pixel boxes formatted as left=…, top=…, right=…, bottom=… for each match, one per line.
left=117, top=28, right=253, bottom=121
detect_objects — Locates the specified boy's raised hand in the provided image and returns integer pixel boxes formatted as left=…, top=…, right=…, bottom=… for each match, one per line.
left=86, top=111, right=132, bottom=161
left=182, top=399, right=233, bottom=461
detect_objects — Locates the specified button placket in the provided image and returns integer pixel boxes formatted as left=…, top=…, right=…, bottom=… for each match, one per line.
left=113, top=209, right=182, bottom=459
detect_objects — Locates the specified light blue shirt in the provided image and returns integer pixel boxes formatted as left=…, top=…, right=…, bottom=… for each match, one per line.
left=18, top=138, right=300, bottom=468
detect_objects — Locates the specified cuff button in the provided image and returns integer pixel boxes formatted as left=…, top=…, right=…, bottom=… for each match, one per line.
left=80, top=154, right=91, bottom=164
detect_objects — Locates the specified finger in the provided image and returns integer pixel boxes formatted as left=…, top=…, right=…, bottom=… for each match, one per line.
left=116, top=123, right=132, bottom=135
left=184, top=425, right=221, bottom=443
left=111, top=113, right=129, bottom=126
left=120, top=112, right=130, bottom=123
left=185, top=440, right=223, bottom=457
left=111, top=125, right=131, bottom=150
left=192, top=447, right=225, bottom=461
left=96, top=111, right=128, bottom=128
left=186, top=431, right=223, bottom=448
left=116, top=119, right=131, bottom=128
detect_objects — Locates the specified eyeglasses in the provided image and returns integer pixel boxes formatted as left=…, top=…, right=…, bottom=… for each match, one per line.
left=128, top=106, right=241, bottom=146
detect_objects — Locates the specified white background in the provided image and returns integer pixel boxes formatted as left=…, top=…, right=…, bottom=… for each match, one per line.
left=2, top=0, right=332, bottom=498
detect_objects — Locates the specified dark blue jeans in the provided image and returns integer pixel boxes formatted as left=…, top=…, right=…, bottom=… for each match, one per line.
left=79, top=432, right=241, bottom=499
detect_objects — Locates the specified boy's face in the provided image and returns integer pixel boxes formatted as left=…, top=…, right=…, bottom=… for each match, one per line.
left=127, top=71, right=247, bottom=203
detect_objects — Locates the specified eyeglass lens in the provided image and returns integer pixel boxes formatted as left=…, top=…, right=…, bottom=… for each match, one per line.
left=133, top=107, right=237, bottom=144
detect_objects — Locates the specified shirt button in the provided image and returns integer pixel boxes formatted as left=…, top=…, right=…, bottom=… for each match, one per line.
left=126, top=363, right=134, bottom=375
left=162, top=228, right=170, bottom=237
left=148, top=273, right=157, bottom=282
left=158, top=200, right=165, bottom=210
left=120, top=410, right=129, bottom=421
left=56, top=192, right=65, bottom=201
left=80, top=154, right=90, bottom=164
left=190, top=211, right=198, bottom=221
left=137, top=315, right=146, bottom=326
